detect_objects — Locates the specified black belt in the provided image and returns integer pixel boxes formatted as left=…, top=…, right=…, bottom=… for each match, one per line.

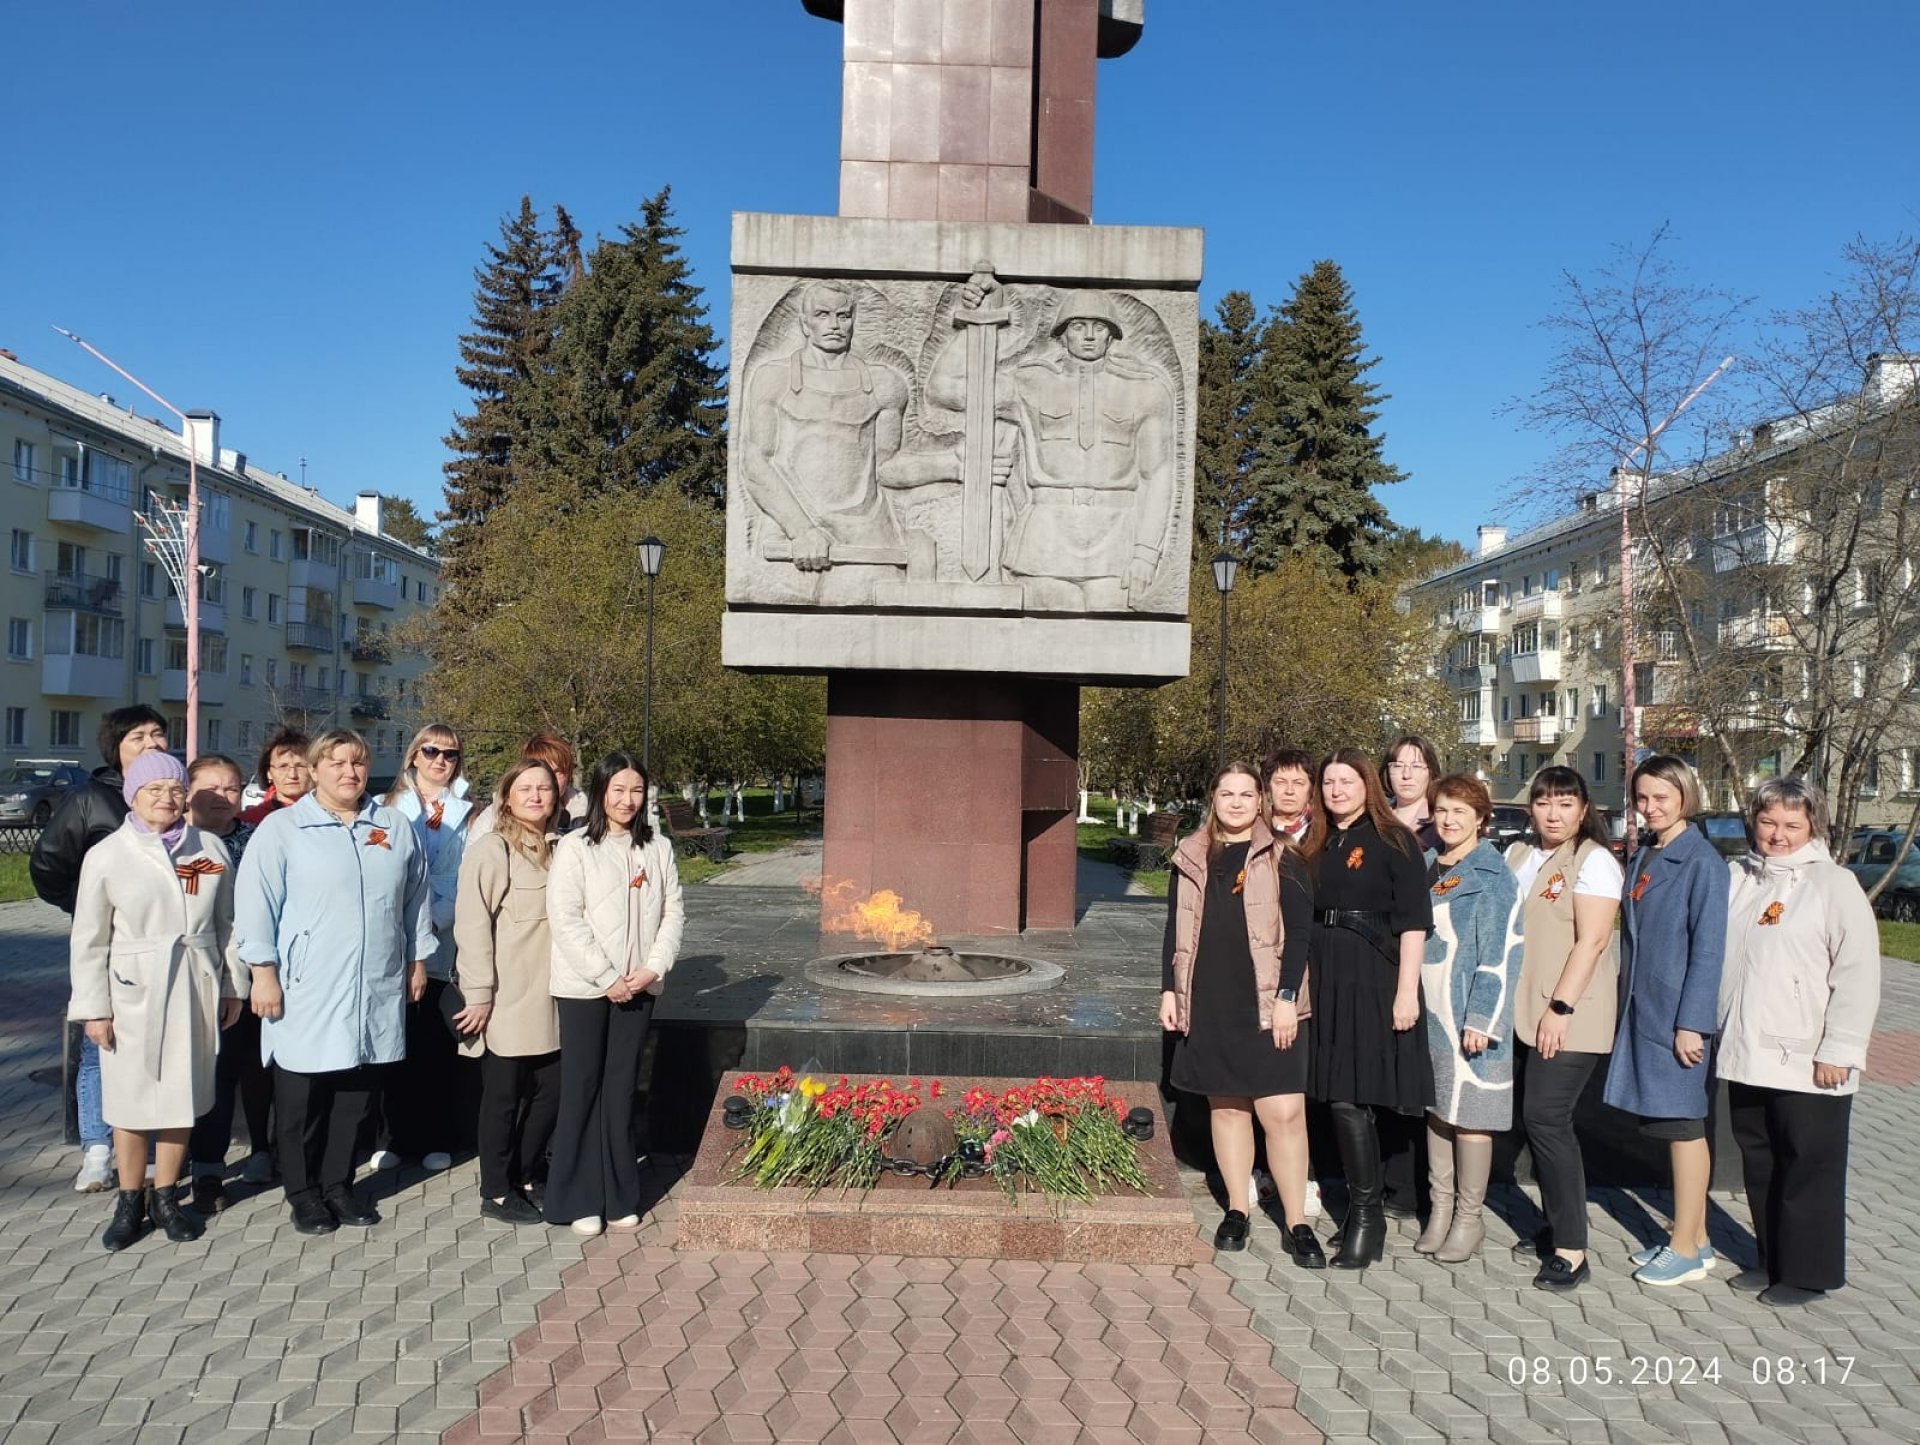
left=1315, top=908, right=1396, bottom=962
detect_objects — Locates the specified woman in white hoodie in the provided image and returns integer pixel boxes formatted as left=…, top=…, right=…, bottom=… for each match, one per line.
left=1719, top=777, right=1881, bottom=1308
left=544, top=752, right=683, bottom=1236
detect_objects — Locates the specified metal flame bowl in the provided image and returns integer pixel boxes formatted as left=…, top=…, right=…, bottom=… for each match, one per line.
left=806, top=946, right=1065, bottom=998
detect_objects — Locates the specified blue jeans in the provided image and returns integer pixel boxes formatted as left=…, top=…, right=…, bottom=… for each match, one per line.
left=77, top=1036, right=110, bottom=1148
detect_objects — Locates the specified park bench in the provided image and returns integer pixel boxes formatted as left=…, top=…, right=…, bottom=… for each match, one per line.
left=1107, top=809, right=1184, bottom=870
left=660, top=798, right=731, bottom=863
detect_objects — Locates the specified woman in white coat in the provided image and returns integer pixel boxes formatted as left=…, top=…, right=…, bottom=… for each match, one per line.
left=544, top=752, right=683, bottom=1236
left=68, top=752, right=245, bottom=1251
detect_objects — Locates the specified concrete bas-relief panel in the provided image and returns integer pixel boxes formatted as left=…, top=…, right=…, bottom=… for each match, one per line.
left=725, top=214, right=1198, bottom=681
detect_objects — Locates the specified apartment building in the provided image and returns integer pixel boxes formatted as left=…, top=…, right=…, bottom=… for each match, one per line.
left=2, top=351, right=440, bottom=777
left=1405, top=354, right=1920, bottom=825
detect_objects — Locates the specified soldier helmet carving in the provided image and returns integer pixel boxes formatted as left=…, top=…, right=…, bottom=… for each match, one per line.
left=1050, top=290, right=1124, bottom=340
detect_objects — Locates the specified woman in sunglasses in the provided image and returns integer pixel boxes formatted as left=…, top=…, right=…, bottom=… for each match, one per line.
left=376, top=725, right=475, bottom=1173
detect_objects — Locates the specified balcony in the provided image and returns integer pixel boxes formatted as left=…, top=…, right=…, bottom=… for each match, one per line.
left=44, top=571, right=122, bottom=615
left=1449, top=662, right=1498, bottom=688
left=1717, top=613, right=1792, bottom=651
left=1511, top=591, right=1564, bottom=623
left=1459, top=717, right=1497, bottom=747
left=284, top=621, right=336, bottom=653
left=351, top=574, right=398, bottom=610
left=1454, top=605, right=1502, bottom=634
left=275, top=684, right=337, bottom=716
left=288, top=557, right=339, bottom=594
left=349, top=693, right=390, bottom=720
left=47, top=480, right=130, bottom=533
left=348, top=635, right=393, bottom=665
left=193, top=519, right=232, bottom=566
left=1509, top=649, right=1562, bottom=683
left=42, top=652, right=123, bottom=698
left=160, top=669, right=230, bottom=706
left=1711, top=524, right=1796, bottom=574
left=165, top=595, right=226, bottom=633
left=1512, top=716, right=1563, bottom=745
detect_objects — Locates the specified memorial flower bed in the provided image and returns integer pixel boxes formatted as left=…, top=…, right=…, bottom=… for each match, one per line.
left=727, top=1066, right=1153, bottom=1200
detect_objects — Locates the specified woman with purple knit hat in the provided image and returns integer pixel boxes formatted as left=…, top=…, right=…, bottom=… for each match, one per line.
left=67, top=751, right=247, bottom=1252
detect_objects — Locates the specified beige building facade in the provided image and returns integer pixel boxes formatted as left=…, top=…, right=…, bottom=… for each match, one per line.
left=2, top=352, right=439, bottom=780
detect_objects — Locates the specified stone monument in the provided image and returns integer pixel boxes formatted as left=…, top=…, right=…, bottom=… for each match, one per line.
left=725, top=0, right=1198, bottom=935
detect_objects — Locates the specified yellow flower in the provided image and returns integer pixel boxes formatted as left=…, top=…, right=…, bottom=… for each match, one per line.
left=799, top=1076, right=826, bottom=1101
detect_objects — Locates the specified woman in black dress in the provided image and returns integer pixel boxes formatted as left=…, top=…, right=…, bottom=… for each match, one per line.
left=1306, top=746, right=1434, bottom=1268
left=1160, top=763, right=1321, bottom=1265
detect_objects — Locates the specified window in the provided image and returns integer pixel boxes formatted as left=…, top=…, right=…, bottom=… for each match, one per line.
left=51, top=710, right=83, bottom=749
left=1593, top=752, right=1607, bottom=782
left=269, top=529, right=283, bottom=560
left=204, top=719, right=222, bottom=750
left=8, top=529, right=30, bottom=574
left=242, top=586, right=257, bottom=621
left=13, top=440, right=34, bottom=484
left=267, top=594, right=283, bottom=625
left=167, top=715, right=187, bottom=750
left=1591, top=683, right=1609, bottom=714
left=4, top=708, right=24, bottom=748
left=1458, top=692, right=1482, bottom=722
left=1500, top=696, right=1511, bottom=723
left=244, top=521, right=259, bottom=553
left=1512, top=622, right=1541, bottom=655
left=137, top=638, right=156, bottom=675
left=238, top=720, right=254, bottom=753
left=139, top=560, right=160, bottom=599
left=6, top=619, right=28, bottom=661
left=240, top=653, right=253, bottom=686
left=204, top=493, right=231, bottom=534
left=1545, top=568, right=1561, bottom=591
left=265, top=658, right=279, bottom=687
left=60, top=614, right=126, bottom=659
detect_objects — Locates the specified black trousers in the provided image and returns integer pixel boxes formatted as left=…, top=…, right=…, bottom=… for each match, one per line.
left=276, top=1064, right=380, bottom=1206
left=378, top=979, right=466, bottom=1159
left=545, top=994, right=653, bottom=1225
left=1518, top=1043, right=1602, bottom=1251
left=477, top=1049, right=562, bottom=1199
left=1379, top=1108, right=1424, bottom=1211
left=188, top=1009, right=274, bottom=1171
left=1728, top=1082, right=1853, bottom=1291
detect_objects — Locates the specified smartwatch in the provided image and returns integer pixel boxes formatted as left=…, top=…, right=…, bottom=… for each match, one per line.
left=1548, top=999, right=1576, bottom=1017
left=1276, top=988, right=1299, bottom=1004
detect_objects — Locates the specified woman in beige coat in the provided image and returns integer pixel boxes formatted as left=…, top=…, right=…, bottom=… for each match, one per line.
left=68, top=752, right=245, bottom=1251
left=454, top=760, right=564, bottom=1225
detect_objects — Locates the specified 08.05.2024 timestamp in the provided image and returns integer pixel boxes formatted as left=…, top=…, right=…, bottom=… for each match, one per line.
left=1507, top=1355, right=1858, bottom=1388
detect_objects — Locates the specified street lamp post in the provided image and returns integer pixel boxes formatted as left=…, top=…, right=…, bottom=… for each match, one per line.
left=1211, top=551, right=1238, bottom=773
left=637, top=536, right=665, bottom=772
left=54, top=328, right=201, bottom=762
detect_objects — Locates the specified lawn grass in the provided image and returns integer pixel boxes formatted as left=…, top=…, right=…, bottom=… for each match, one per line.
left=1880, top=920, right=1920, bottom=963
left=0, top=855, right=32, bottom=904
left=1076, top=799, right=1179, bottom=899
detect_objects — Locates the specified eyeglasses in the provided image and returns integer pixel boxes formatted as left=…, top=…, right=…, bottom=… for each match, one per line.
left=418, top=745, right=462, bottom=762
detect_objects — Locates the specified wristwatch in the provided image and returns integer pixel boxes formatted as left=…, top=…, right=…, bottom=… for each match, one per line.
left=1276, top=988, right=1299, bottom=1004
left=1548, top=999, right=1576, bottom=1017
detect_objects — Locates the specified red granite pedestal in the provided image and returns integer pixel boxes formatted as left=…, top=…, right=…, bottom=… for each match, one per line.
left=822, top=673, right=1079, bottom=936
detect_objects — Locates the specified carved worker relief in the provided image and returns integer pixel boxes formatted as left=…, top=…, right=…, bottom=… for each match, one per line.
left=731, top=265, right=1191, bottom=616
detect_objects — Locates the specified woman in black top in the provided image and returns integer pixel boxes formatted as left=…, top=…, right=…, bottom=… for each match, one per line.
left=1160, top=764, right=1320, bottom=1264
left=1306, top=746, right=1434, bottom=1268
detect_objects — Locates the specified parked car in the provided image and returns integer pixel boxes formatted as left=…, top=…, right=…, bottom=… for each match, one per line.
left=1599, top=809, right=1629, bottom=859
left=1693, top=812, right=1752, bottom=859
left=1846, top=830, right=1920, bottom=916
left=1486, top=805, right=1531, bottom=851
left=0, top=760, right=89, bottom=826
left=1877, top=888, right=1920, bottom=924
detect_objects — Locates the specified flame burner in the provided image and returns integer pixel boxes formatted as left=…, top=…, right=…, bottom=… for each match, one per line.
left=808, top=947, right=1065, bottom=998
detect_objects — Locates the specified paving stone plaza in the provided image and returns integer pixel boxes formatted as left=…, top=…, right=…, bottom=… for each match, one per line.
left=5, top=891, right=1920, bottom=1443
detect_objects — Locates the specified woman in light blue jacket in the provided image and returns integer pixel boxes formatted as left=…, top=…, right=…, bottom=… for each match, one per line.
left=378, top=723, right=474, bottom=1172
left=235, top=728, right=434, bottom=1238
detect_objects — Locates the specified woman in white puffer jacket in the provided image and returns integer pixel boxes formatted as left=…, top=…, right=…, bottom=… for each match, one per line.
left=543, top=752, right=683, bottom=1236
left=1719, top=777, right=1881, bottom=1309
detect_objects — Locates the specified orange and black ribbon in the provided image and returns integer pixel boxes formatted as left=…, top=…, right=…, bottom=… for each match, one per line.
left=1345, top=846, right=1365, bottom=870
left=1433, top=874, right=1462, bottom=896
left=426, top=801, right=445, bottom=830
left=631, top=869, right=649, bottom=890
left=366, top=828, right=392, bottom=850
left=1759, top=901, right=1784, bottom=926
left=175, top=858, right=224, bottom=896
left=1630, top=871, right=1652, bottom=902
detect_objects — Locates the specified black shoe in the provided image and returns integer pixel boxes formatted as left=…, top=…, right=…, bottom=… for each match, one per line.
left=1728, top=1268, right=1768, bottom=1293
left=149, top=1185, right=205, bottom=1243
left=290, top=1197, right=339, bottom=1236
left=1284, top=1224, right=1327, bottom=1270
left=522, top=1180, right=545, bottom=1212
left=1213, top=1210, right=1250, bottom=1252
left=1383, top=1198, right=1419, bottom=1220
left=191, top=1176, right=229, bottom=1214
left=481, top=1193, right=544, bottom=1225
left=1533, top=1255, right=1590, bottom=1292
left=324, top=1188, right=378, bottom=1227
left=1511, top=1227, right=1553, bottom=1261
left=1759, top=1284, right=1826, bottom=1308
left=101, top=1189, right=149, bottom=1252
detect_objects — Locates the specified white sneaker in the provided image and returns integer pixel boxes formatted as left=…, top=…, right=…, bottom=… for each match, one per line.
left=422, top=1152, right=453, bottom=1173
left=74, top=1144, right=113, bottom=1193
left=1304, top=1179, right=1323, bottom=1220
left=241, top=1151, right=274, bottom=1185
left=608, top=1214, right=641, bottom=1229
left=368, top=1150, right=401, bottom=1171
left=570, top=1216, right=604, bottom=1237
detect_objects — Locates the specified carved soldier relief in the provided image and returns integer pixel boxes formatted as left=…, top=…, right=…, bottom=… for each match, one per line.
left=731, top=264, right=1191, bottom=617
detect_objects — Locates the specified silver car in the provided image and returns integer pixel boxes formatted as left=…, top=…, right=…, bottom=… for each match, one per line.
left=0, top=760, right=90, bottom=826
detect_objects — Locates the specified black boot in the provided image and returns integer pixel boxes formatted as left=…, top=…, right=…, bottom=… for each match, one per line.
left=101, top=1188, right=149, bottom=1252
left=148, top=1185, right=205, bottom=1243
left=1330, top=1105, right=1386, bottom=1270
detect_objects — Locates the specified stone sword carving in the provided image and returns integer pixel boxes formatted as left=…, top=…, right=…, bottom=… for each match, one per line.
left=953, top=262, right=1012, bottom=582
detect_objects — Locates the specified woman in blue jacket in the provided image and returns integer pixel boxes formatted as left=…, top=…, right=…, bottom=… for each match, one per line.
left=1604, top=755, right=1728, bottom=1287
left=235, top=728, right=434, bottom=1237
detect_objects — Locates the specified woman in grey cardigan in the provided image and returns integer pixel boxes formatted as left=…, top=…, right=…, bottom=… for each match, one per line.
left=1415, top=775, right=1522, bottom=1263
left=1719, top=778, right=1880, bottom=1307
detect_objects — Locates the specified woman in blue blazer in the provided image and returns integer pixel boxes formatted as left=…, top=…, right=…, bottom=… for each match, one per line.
left=1604, top=755, right=1728, bottom=1287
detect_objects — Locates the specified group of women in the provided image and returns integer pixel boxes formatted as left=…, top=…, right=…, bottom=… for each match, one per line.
left=66, top=723, right=685, bottom=1250
left=1163, top=740, right=1882, bottom=1309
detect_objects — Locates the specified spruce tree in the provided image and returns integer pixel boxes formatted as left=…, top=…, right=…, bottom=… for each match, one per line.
left=1193, top=291, right=1266, bottom=556
left=518, top=188, right=727, bottom=507
left=1244, top=260, right=1406, bottom=578
left=439, top=197, right=568, bottom=605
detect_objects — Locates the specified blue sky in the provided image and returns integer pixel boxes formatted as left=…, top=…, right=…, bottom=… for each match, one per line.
left=4, top=1, right=1916, bottom=545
